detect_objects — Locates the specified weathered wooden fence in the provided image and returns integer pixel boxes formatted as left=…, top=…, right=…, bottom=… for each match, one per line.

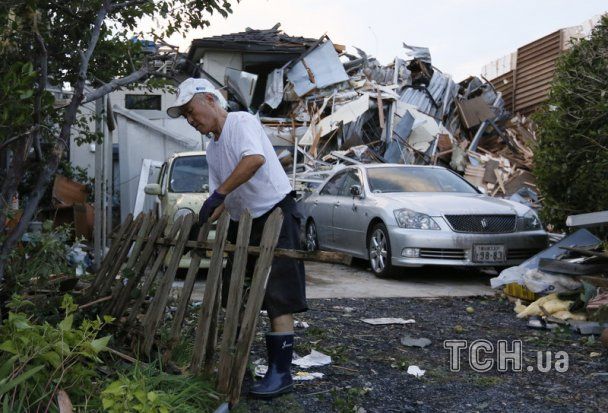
left=83, top=209, right=348, bottom=405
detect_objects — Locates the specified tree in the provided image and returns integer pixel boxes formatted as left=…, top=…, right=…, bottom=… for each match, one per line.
left=533, top=15, right=608, bottom=231
left=0, top=1, right=234, bottom=283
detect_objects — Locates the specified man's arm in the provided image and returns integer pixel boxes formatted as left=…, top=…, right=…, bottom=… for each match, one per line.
left=216, top=154, right=265, bottom=195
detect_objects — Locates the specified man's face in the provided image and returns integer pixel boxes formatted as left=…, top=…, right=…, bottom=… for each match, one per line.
left=182, top=94, right=216, bottom=134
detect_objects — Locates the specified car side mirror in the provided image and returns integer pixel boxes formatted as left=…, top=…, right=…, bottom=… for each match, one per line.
left=144, top=183, right=161, bottom=196
left=477, top=186, right=487, bottom=195
left=350, top=184, right=363, bottom=198
left=201, top=183, right=209, bottom=193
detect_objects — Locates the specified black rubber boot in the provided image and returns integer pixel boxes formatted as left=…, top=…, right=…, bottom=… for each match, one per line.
left=249, top=332, right=294, bottom=398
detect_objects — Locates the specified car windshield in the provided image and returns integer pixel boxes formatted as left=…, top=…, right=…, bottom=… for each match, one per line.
left=366, top=167, right=477, bottom=193
left=169, top=155, right=209, bottom=193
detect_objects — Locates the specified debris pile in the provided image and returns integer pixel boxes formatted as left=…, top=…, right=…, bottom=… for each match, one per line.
left=492, top=225, right=608, bottom=334
left=221, top=31, right=539, bottom=201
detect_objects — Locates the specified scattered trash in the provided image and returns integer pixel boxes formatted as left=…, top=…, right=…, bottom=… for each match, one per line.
left=590, top=352, right=601, bottom=358
left=527, top=316, right=559, bottom=330
left=400, top=335, right=431, bottom=348
left=294, top=320, right=310, bottom=329
left=361, top=318, right=416, bottom=325
left=407, top=365, right=426, bottom=378
left=292, top=349, right=332, bottom=368
left=293, top=371, right=325, bottom=381
left=466, top=306, right=475, bottom=314
left=453, top=325, right=464, bottom=333
left=332, top=306, right=356, bottom=313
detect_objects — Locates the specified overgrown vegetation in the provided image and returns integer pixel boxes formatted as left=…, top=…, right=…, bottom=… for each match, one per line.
left=0, top=295, right=111, bottom=411
left=0, top=294, right=221, bottom=412
left=533, top=15, right=608, bottom=231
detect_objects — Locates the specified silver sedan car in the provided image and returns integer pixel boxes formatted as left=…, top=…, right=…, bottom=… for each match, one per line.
left=300, top=164, right=548, bottom=277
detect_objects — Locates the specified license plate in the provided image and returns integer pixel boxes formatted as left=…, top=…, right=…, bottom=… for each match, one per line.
left=473, top=245, right=506, bottom=263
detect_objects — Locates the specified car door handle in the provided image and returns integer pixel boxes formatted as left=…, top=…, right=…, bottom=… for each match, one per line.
left=334, top=201, right=340, bottom=207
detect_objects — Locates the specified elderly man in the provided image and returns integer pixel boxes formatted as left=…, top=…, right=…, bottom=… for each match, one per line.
left=167, top=78, right=307, bottom=398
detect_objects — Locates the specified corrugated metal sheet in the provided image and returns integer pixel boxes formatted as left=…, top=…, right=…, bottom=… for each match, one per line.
left=490, top=70, right=514, bottom=113
left=514, top=30, right=562, bottom=115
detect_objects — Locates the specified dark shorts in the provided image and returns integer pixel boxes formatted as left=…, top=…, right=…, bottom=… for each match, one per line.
left=223, top=192, right=308, bottom=319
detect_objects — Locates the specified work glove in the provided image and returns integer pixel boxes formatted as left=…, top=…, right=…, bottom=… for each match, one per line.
left=198, top=190, right=226, bottom=225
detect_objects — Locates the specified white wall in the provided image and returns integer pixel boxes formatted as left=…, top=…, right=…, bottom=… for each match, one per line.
left=201, top=51, right=243, bottom=85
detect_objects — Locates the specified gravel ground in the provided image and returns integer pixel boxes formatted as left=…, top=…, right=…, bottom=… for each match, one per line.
left=234, top=295, right=608, bottom=413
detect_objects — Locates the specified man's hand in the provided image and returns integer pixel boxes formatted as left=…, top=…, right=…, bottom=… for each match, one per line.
left=198, top=190, right=226, bottom=225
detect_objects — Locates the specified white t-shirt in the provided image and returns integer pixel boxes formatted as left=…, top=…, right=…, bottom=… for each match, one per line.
left=206, top=112, right=293, bottom=220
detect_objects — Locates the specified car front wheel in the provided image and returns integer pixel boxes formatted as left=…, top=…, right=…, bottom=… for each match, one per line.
left=368, top=223, right=394, bottom=278
left=306, top=220, right=319, bottom=252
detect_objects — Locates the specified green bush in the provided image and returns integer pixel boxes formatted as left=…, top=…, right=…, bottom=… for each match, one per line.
left=533, top=16, right=608, bottom=231
left=0, top=295, right=112, bottom=412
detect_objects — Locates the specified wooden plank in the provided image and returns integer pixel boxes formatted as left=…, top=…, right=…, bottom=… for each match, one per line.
left=217, top=211, right=253, bottom=394
left=142, top=213, right=194, bottom=356
left=155, top=239, right=351, bottom=265
left=126, top=217, right=184, bottom=327
left=88, top=214, right=133, bottom=298
left=229, top=209, right=283, bottom=405
left=163, top=221, right=211, bottom=362
left=190, top=212, right=231, bottom=373
left=203, top=273, right=222, bottom=375
left=104, top=212, right=155, bottom=314
left=109, top=216, right=169, bottom=318
left=99, top=213, right=144, bottom=297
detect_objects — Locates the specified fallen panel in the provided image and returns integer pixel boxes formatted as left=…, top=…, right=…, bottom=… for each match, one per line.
left=287, top=39, right=349, bottom=97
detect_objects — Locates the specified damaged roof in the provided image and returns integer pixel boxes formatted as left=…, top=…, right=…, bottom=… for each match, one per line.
left=188, top=23, right=318, bottom=55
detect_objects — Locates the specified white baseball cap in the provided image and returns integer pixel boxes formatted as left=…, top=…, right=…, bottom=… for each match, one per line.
left=166, top=78, right=227, bottom=118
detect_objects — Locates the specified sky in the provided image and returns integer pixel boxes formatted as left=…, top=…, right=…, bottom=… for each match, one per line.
left=159, top=0, right=607, bottom=81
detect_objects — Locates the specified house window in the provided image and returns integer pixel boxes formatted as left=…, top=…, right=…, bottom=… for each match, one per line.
left=125, top=94, right=161, bottom=110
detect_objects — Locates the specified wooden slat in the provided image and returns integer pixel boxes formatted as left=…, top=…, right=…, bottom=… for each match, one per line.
left=190, top=212, right=231, bottom=373
left=217, top=211, right=252, bottom=394
left=229, top=209, right=283, bottom=405
left=142, top=213, right=194, bottom=356
left=126, top=217, right=184, bottom=327
left=104, top=212, right=155, bottom=314
left=163, top=221, right=211, bottom=362
left=109, top=216, right=169, bottom=318
left=203, top=273, right=222, bottom=375
left=99, top=213, right=144, bottom=297
left=88, top=214, right=133, bottom=298
left=155, top=239, right=351, bottom=265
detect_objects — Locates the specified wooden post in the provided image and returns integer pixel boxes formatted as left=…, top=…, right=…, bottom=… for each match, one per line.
left=163, top=221, right=211, bottom=362
left=228, top=209, right=283, bottom=404
left=109, top=216, right=168, bottom=318
left=216, top=211, right=253, bottom=393
left=141, top=213, right=194, bottom=356
left=99, top=213, right=144, bottom=297
left=88, top=213, right=133, bottom=298
left=103, top=212, right=154, bottom=314
left=126, top=216, right=183, bottom=326
left=190, top=212, right=231, bottom=373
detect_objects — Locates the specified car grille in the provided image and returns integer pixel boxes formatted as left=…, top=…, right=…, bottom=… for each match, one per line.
left=419, top=248, right=466, bottom=260
left=445, top=215, right=516, bottom=233
left=507, top=248, right=543, bottom=260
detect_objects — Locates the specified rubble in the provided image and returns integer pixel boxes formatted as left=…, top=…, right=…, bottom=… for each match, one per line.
left=207, top=28, right=540, bottom=203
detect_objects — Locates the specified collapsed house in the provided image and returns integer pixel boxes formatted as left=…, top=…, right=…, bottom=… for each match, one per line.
left=185, top=24, right=539, bottom=205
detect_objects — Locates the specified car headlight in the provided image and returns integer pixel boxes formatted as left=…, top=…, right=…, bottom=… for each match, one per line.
left=173, top=208, right=194, bottom=222
left=394, top=208, right=440, bottom=230
left=521, top=210, right=542, bottom=231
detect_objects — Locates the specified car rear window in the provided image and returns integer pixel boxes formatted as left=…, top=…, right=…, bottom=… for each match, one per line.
left=169, top=155, right=209, bottom=193
left=366, top=167, right=477, bottom=193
